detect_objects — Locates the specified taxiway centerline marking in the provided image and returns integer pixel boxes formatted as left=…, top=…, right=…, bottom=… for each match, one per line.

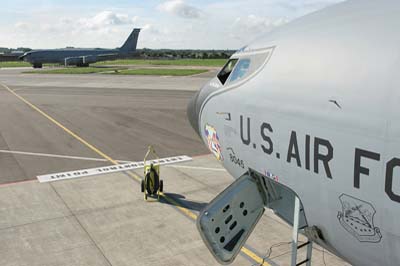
left=0, top=149, right=131, bottom=163
left=1, top=83, right=269, bottom=266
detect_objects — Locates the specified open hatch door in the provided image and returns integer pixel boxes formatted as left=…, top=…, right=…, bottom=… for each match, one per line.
left=196, top=171, right=268, bottom=264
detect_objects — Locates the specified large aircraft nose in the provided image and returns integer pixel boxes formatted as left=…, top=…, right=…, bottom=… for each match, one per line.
left=19, top=52, right=30, bottom=61
left=18, top=55, right=26, bottom=61
left=187, top=82, right=219, bottom=137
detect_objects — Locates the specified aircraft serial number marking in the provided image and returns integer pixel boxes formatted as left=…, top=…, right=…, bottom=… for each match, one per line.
left=227, top=147, right=245, bottom=169
left=239, top=115, right=400, bottom=204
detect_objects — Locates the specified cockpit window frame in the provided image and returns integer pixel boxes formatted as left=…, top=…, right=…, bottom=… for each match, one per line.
left=226, top=58, right=251, bottom=84
left=215, top=46, right=275, bottom=89
left=217, top=59, right=238, bottom=85
left=199, top=46, right=276, bottom=119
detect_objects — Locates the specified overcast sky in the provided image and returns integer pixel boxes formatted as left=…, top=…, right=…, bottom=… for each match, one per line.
left=0, top=0, right=343, bottom=50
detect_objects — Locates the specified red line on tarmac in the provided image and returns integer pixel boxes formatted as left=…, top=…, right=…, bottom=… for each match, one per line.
left=191, top=153, right=211, bottom=158
left=0, top=178, right=37, bottom=188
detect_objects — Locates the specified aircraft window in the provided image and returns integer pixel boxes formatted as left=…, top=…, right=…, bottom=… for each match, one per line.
left=217, top=59, right=238, bottom=85
left=229, top=59, right=250, bottom=83
left=215, top=48, right=273, bottom=88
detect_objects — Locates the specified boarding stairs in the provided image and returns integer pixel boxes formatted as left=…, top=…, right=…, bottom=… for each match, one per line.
left=291, top=196, right=313, bottom=266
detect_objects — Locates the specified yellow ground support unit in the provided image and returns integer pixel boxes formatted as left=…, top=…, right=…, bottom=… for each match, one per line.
left=141, top=146, right=163, bottom=201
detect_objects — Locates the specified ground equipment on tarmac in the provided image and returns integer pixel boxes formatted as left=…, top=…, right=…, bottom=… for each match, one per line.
left=141, top=146, right=163, bottom=201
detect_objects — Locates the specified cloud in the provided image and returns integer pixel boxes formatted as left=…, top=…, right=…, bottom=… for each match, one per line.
left=158, top=0, right=202, bottom=19
left=231, top=14, right=288, bottom=41
left=10, top=10, right=142, bottom=49
left=277, top=0, right=344, bottom=13
left=4, top=1, right=343, bottom=49
left=235, top=15, right=288, bottom=32
left=78, top=11, right=138, bottom=30
left=14, top=22, right=30, bottom=31
left=142, top=24, right=161, bottom=34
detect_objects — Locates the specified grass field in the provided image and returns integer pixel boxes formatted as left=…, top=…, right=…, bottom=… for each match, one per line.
left=0, top=61, right=31, bottom=68
left=1, top=59, right=227, bottom=68
left=23, top=67, right=123, bottom=74
left=94, top=59, right=227, bottom=67
left=0, top=62, right=63, bottom=68
left=108, top=68, right=208, bottom=76
left=23, top=67, right=208, bottom=76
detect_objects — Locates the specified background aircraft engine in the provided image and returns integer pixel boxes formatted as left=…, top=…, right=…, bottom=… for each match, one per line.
left=82, top=55, right=97, bottom=64
left=64, top=57, right=83, bottom=66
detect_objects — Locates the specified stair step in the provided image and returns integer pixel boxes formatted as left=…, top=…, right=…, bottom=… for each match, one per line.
left=297, top=241, right=310, bottom=250
left=296, top=258, right=310, bottom=266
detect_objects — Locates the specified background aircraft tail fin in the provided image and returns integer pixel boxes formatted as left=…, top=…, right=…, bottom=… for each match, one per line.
left=119, top=28, right=140, bottom=53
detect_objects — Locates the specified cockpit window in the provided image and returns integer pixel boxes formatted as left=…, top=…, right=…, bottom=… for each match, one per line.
left=229, top=59, right=250, bottom=83
left=215, top=47, right=273, bottom=88
left=217, top=59, right=238, bottom=85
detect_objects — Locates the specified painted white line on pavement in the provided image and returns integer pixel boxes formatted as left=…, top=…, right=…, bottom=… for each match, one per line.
left=37, top=155, right=192, bottom=182
left=0, top=149, right=131, bottom=163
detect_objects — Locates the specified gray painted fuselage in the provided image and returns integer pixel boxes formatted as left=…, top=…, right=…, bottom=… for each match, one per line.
left=188, top=0, right=400, bottom=265
left=20, top=28, right=140, bottom=67
left=23, top=48, right=118, bottom=64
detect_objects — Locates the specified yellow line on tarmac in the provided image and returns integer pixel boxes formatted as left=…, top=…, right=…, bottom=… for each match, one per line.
left=1, top=83, right=118, bottom=165
left=159, top=192, right=198, bottom=220
left=1, top=83, right=269, bottom=266
left=242, top=247, right=270, bottom=266
left=158, top=192, right=269, bottom=265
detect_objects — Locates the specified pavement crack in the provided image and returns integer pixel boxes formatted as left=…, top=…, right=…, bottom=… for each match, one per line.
left=49, top=182, right=114, bottom=266
left=0, top=214, right=74, bottom=232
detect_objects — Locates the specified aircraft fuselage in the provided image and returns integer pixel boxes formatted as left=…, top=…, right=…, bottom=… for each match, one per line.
left=21, top=49, right=119, bottom=64
left=188, top=1, right=400, bottom=265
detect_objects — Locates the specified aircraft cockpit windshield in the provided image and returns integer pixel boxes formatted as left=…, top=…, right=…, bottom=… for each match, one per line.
left=229, top=58, right=250, bottom=83
left=216, top=47, right=274, bottom=87
left=217, top=59, right=238, bottom=84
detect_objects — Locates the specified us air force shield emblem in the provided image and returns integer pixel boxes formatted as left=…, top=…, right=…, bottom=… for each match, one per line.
left=337, top=194, right=382, bottom=243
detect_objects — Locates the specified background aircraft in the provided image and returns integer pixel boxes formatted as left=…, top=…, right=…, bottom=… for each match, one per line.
left=188, top=0, right=400, bottom=265
left=19, top=28, right=140, bottom=68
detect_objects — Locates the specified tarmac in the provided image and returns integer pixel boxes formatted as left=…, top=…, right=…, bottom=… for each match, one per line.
left=0, top=67, right=350, bottom=266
